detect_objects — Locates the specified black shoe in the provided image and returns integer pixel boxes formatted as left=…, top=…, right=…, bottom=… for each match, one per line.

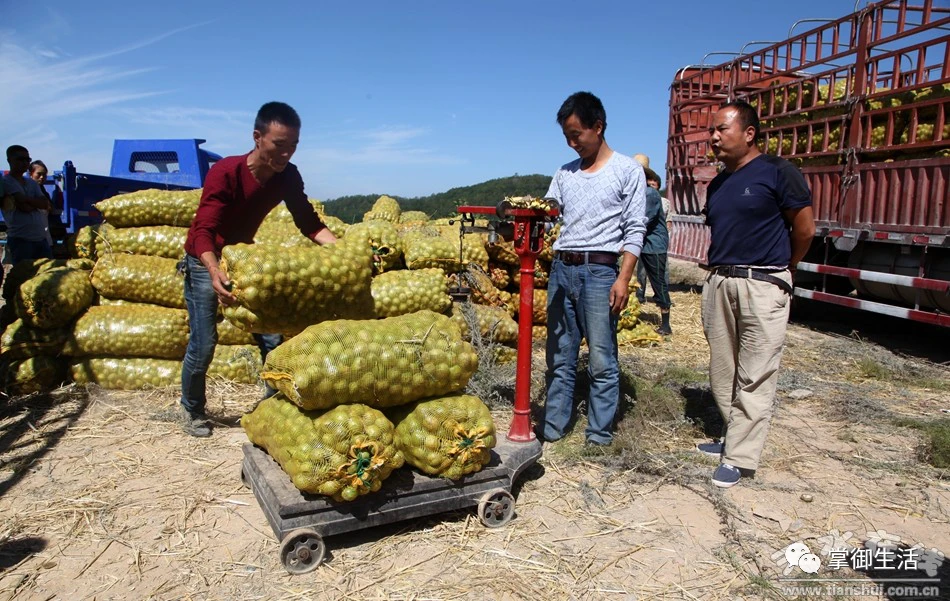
left=180, top=406, right=211, bottom=438
left=656, top=325, right=673, bottom=336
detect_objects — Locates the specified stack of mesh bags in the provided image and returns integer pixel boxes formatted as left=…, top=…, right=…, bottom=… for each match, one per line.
left=68, top=189, right=261, bottom=389
left=243, top=309, right=496, bottom=501
left=0, top=258, right=95, bottom=394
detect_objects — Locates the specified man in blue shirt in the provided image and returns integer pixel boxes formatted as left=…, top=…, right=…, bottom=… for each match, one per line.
left=697, top=101, right=815, bottom=488
left=636, top=167, right=672, bottom=335
left=540, top=91, right=647, bottom=447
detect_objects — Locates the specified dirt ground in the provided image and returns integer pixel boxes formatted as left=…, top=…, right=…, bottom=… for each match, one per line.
left=0, top=260, right=948, bottom=601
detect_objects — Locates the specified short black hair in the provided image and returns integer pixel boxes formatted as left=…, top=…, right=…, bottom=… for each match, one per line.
left=6, top=145, right=28, bottom=160
left=29, top=160, right=47, bottom=174
left=254, top=102, right=301, bottom=133
left=722, top=100, right=760, bottom=141
left=644, top=167, right=661, bottom=187
left=556, top=91, right=607, bottom=134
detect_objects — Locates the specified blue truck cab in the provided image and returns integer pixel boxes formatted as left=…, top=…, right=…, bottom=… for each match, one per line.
left=56, top=138, right=221, bottom=233
left=1, top=139, right=220, bottom=244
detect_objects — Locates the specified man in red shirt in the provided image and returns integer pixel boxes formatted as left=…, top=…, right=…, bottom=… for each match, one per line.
left=180, top=101, right=337, bottom=437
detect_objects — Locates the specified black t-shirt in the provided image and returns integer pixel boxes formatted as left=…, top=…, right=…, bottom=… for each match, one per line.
left=705, top=154, right=811, bottom=267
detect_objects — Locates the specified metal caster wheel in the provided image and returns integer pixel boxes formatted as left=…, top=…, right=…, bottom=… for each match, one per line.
left=279, top=528, right=325, bottom=574
left=477, top=488, right=515, bottom=528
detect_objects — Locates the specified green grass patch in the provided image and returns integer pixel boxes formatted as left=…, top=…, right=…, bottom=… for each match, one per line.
left=892, top=417, right=950, bottom=468
left=857, top=357, right=891, bottom=380
left=658, top=365, right=707, bottom=387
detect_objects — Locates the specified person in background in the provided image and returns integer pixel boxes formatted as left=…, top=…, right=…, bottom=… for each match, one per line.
left=539, top=91, right=647, bottom=447
left=635, top=167, right=672, bottom=336
left=180, top=101, right=338, bottom=438
left=29, top=160, right=67, bottom=248
left=2, top=146, right=52, bottom=265
left=697, top=100, right=815, bottom=488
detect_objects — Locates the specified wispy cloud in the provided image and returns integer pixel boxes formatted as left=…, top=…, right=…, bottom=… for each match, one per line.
left=301, top=125, right=463, bottom=166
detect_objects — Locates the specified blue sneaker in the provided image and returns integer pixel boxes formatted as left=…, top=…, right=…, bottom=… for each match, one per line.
left=712, top=463, right=741, bottom=488
left=696, top=440, right=724, bottom=458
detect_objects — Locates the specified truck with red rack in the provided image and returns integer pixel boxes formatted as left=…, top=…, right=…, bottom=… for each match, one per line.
left=667, top=0, right=949, bottom=326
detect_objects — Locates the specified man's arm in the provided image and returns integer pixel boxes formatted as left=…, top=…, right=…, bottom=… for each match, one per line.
left=613, top=166, right=648, bottom=313
left=783, top=206, right=816, bottom=277
left=283, top=169, right=336, bottom=245
left=190, top=169, right=237, bottom=305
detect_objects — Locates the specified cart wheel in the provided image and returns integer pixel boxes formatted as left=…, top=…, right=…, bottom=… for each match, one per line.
left=477, top=488, right=515, bottom=528
left=279, top=529, right=325, bottom=574
left=240, top=466, right=250, bottom=489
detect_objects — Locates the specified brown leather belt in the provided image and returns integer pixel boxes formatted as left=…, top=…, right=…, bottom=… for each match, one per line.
left=709, top=265, right=793, bottom=295
left=556, top=251, right=619, bottom=266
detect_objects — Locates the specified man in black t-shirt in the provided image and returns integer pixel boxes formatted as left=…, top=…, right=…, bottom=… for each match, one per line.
left=697, top=101, right=815, bottom=488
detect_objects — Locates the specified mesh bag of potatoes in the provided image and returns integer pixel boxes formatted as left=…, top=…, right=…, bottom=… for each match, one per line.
left=428, top=224, right=489, bottom=269
left=451, top=265, right=508, bottom=309
left=511, top=260, right=550, bottom=288
left=450, top=303, right=519, bottom=344
left=487, top=240, right=519, bottom=266
left=3, top=258, right=93, bottom=301
left=363, top=195, right=401, bottom=223
left=530, top=289, right=547, bottom=324
left=91, top=254, right=185, bottom=309
left=2, top=356, right=66, bottom=395
left=65, top=304, right=190, bottom=359
left=617, top=322, right=663, bottom=347
left=69, top=223, right=114, bottom=260
left=97, top=225, right=188, bottom=259
left=617, top=300, right=642, bottom=331
left=69, top=344, right=262, bottom=388
left=15, top=267, right=95, bottom=330
left=242, top=395, right=404, bottom=500
left=388, top=394, right=496, bottom=480
left=401, top=230, right=463, bottom=272
left=94, top=189, right=201, bottom=227
left=370, top=268, right=450, bottom=318
left=488, top=263, right=511, bottom=289
left=398, top=210, right=429, bottom=225
left=345, top=220, right=404, bottom=272
left=261, top=310, right=479, bottom=411
left=220, top=236, right=375, bottom=335
left=217, top=316, right=255, bottom=345
left=1, top=319, right=69, bottom=359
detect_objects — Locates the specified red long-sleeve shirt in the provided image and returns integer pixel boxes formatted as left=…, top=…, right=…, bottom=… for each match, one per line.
left=184, top=153, right=326, bottom=258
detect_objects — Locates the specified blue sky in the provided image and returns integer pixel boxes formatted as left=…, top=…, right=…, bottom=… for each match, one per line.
left=2, top=0, right=873, bottom=200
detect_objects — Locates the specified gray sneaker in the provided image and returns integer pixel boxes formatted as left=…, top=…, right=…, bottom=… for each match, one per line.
left=180, top=406, right=211, bottom=438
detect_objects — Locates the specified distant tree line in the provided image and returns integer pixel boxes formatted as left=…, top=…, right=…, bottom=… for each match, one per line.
left=322, top=174, right=552, bottom=223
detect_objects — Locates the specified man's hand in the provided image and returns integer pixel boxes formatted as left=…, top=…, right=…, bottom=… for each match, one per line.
left=210, top=267, right=237, bottom=306
left=609, top=279, right=630, bottom=315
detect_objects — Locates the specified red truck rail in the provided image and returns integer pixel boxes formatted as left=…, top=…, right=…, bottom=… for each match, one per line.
left=667, top=0, right=950, bottom=326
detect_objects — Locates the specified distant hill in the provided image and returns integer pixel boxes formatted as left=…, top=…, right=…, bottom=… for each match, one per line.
left=323, top=174, right=552, bottom=223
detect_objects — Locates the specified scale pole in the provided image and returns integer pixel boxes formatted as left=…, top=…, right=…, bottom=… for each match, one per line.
left=509, top=222, right=537, bottom=442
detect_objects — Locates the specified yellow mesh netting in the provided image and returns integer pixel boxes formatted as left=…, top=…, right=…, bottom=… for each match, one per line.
left=15, top=268, right=95, bottom=330
left=345, top=220, right=404, bottom=272
left=261, top=310, right=478, bottom=411
left=362, top=195, right=401, bottom=223
left=450, top=302, right=518, bottom=344
left=220, top=236, right=375, bottom=335
left=91, top=254, right=185, bottom=309
left=97, top=226, right=188, bottom=259
left=389, top=394, right=496, bottom=480
left=2, top=356, right=65, bottom=395
left=370, top=268, right=450, bottom=318
left=1, top=319, right=68, bottom=359
left=69, top=344, right=262, bottom=388
left=94, top=189, right=201, bottom=227
left=242, top=395, right=404, bottom=500
left=65, top=304, right=190, bottom=358
left=69, top=223, right=114, bottom=260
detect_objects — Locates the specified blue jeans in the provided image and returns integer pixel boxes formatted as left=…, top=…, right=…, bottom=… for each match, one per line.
left=7, top=238, right=52, bottom=265
left=180, top=255, right=281, bottom=414
left=543, top=259, right=621, bottom=445
left=636, top=253, right=671, bottom=310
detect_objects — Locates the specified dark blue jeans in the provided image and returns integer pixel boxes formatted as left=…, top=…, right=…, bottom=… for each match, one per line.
left=543, top=259, right=621, bottom=445
left=180, top=255, right=281, bottom=414
left=636, top=252, right=671, bottom=310
left=7, top=238, right=52, bottom=265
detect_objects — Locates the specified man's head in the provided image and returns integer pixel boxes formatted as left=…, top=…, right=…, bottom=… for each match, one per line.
left=253, top=102, right=301, bottom=173
left=708, top=101, right=760, bottom=168
left=556, top=91, right=606, bottom=161
left=29, top=160, right=48, bottom=184
left=644, top=167, right=661, bottom=190
left=6, top=145, right=31, bottom=176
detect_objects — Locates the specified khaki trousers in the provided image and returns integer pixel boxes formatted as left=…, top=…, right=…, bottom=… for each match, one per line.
left=701, top=270, right=792, bottom=471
